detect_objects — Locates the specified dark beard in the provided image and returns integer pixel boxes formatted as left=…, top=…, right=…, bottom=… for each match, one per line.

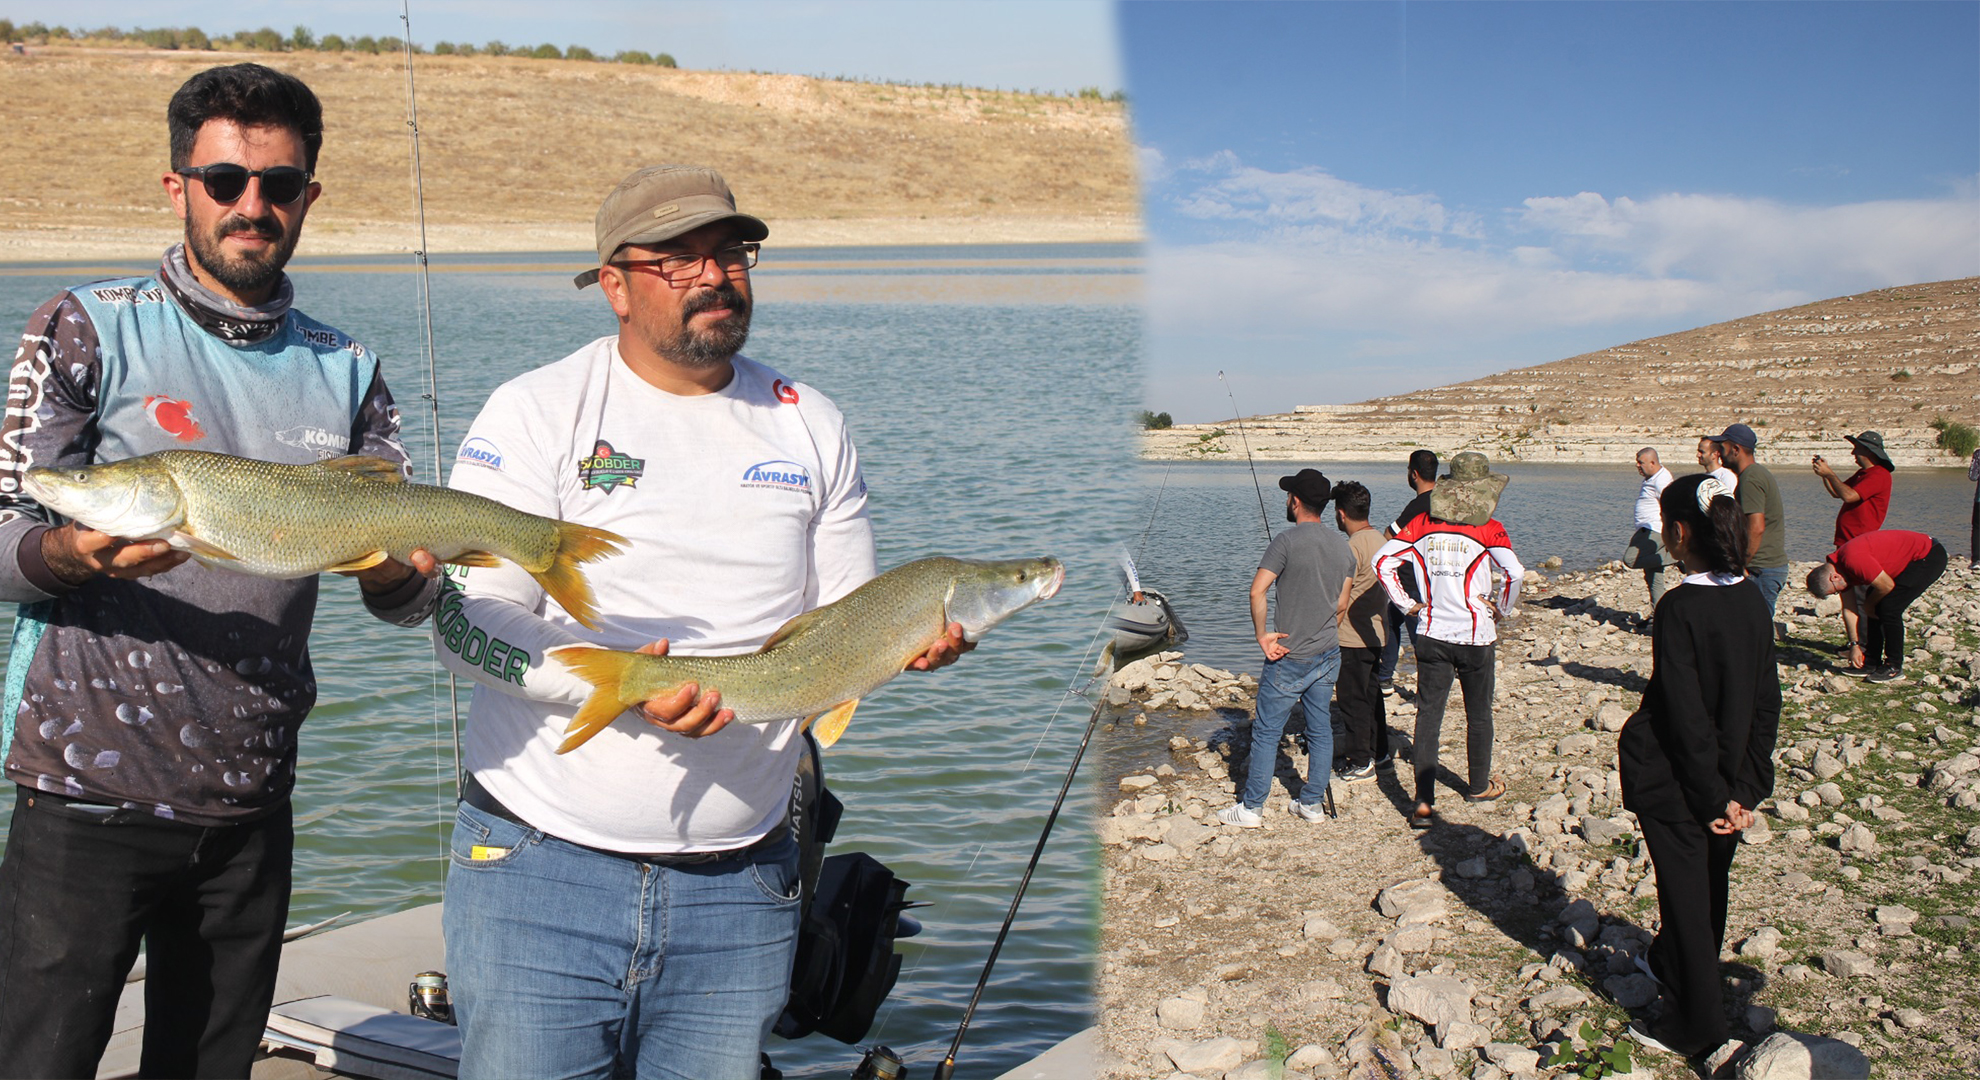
left=185, top=211, right=297, bottom=297
left=1286, top=505, right=1298, bottom=524
left=663, top=284, right=751, bottom=367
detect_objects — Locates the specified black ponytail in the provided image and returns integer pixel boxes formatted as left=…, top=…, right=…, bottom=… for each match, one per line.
left=1659, top=473, right=1746, bottom=576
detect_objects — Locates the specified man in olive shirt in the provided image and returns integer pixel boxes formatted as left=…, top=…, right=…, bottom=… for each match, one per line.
left=1712, top=423, right=1788, bottom=634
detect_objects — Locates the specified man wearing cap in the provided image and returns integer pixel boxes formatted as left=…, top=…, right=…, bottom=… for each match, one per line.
left=1220, top=469, right=1357, bottom=827
left=429, top=164, right=968, bottom=1078
left=1713, top=423, right=1788, bottom=632
left=1806, top=530, right=1948, bottom=684
left=1375, top=452, right=1524, bottom=828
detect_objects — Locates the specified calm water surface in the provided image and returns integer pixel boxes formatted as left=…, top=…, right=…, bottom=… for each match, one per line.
left=1133, top=458, right=1976, bottom=678
left=0, top=243, right=1141, bottom=1078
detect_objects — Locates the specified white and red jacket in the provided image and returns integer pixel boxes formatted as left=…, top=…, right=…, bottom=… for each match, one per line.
left=1375, top=515, right=1524, bottom=646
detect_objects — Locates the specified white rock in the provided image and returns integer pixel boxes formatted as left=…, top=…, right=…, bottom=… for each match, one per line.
left=1387, top=973, right=1473, bottom=1029
left=1120, top=774, right=1158, bottom=792
left=1285, top=1044, right=1335, bottom=1071
left=1738, top=927, right=1782, bottom=959
left=1736, top=1031, right=1870, bottom=1080
left=1156, top=996, right=1204, bottom=1030
left=1481, top=1043, right=1541, bottom=1073
left=1367, top=943, right=1405, bottom=979
left=1820, top=949, right=1875, bottom=978
left=1302, top=914, right=1342, bottom=940
left=1437, top=1020, right=1491, bottom=1052
left=1836, top=823, right=1877, bottom=854
left=1527, top=985, right=1589, bottom=1010
left=1873, top=904, right=1918, bottom=928
left=1165, top=1036, right=1246, bottom=1075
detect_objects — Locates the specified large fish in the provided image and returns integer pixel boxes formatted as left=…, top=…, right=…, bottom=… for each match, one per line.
left=551, top=555, right=1065, bottom=752
left=22, top=450, right=627, bottom=629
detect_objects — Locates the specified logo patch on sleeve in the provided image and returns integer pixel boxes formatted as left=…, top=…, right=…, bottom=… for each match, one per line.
left=144, top=396, right=204, bottom=442
left=578, top=441, right=644, bottom=493
left=456, top=437, right=504, bottom=471
left=772, top=379, right=800, bottom=405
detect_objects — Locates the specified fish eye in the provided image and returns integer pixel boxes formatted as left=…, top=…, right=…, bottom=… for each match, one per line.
left=1015, top=570, right=1027, bottom=582
left=72, top=472, right=87, bottom=481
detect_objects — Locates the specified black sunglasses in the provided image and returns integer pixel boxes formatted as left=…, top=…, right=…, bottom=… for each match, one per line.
left=175, top=164, right=313, bottom=206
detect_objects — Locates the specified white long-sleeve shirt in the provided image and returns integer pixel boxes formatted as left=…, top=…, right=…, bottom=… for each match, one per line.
left=434, top=340, right=876, bottom=853
left=1374, top=516, right=1524, bottom=646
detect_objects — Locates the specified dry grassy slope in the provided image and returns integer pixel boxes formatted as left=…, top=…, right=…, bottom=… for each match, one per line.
left=0, top=45, right=1139, bottom=255
left=1144, top=278, right=1980, bottom=467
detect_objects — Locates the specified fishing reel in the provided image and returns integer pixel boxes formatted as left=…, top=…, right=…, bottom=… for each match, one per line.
left=850, top=1045, right=907, bottom=1079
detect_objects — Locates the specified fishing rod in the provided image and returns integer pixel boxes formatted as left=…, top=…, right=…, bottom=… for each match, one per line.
left=1217, top=370, right=1273, bottom=545
left=400, top=3, right=464, bottom=798
left=929, top=650, right=1110, bottom=1080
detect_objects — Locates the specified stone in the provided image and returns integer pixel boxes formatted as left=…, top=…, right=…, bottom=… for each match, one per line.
left=1388, top=973, right=1473, bottom=1029
left=1286, top=1044, right=1335, bottom=1071
left=1413, top=1044, right=1456, bottom=1077
left=1164, top=817, right=1214, bottom=851
left=1376, top=879, right=1449, bottom=924
left=1165, top=1036, right=1246, bottom=1075
left=1557, top=733, right=1598, bottom=756
left=1226, top=1060, right=1278, bottom=1080
left=1392, top=924, right=1439, bottom=953
left=1811, top=750, right=1845, bottom=780
left=1140, top=843, right=1180, bottom=862
left=1745, top=1004, right=1777, bottom=1033
left=1438, top=1021, right=1491, bottom=1052
left=1873, top=904, right=1918, bottom=929
left=1736, top=1031, right=1870, bottom=1080
left=1893, top=1008, right=1928, bottom=1029
left=1301, top=914, right=1342, bottom=940
left=1527, top=985, right=1590, bottom=1010
left=1836, top=823, right=1877, bottom=854
left=1581, top=817, right=1628, bottom=847
left=1603, top=973, right=1657, bottom=1009
left=1119, top=774, right=1158, bottom=792
left=1814, top=783, right=1844, bottom=806
left=1481, top=1043, right=1542, bottom=1073
left=1738, top=927, right=1782, bottom=959
left=1820, top=949, right=1875, bottom=978
left=1367, top=943, right=1405, bottom=979
left=1156, top=996, right=1205, bottom=1030
left=1456, top=856, right=1489, bottom=879
left=1595, top=703, right=1632, bottom=732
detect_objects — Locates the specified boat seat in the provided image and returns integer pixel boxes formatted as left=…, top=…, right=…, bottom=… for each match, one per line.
left=263, top=995, right=459, bottom=1080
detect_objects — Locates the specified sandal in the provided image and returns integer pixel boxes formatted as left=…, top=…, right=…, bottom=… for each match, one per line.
left=1467, top=775, right=1508, bottom=802
left=1408, top=804, right=1437, bottom=830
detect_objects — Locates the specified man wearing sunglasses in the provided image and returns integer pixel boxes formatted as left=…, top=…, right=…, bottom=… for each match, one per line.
left=424, top=164, right=968, bottom=1078
left=0, top=64, right=434, bottom=1077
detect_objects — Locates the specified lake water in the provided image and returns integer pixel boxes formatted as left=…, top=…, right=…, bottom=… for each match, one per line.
left=0, top=243, right=1141, bottom=1078
left=1132, top=458, right=1977, bottom=679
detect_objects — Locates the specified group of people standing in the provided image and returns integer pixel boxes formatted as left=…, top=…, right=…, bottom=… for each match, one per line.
left=0, top=63, right=968, bottom=1080
left=1221, top=450, right=1523, bottom=832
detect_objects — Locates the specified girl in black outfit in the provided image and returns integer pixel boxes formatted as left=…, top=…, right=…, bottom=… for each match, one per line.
left=1618, top=473, right=1780, bottom=1063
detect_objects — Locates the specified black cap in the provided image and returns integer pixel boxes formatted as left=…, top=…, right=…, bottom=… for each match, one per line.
left=1278, top=468, right=1332, bottom=509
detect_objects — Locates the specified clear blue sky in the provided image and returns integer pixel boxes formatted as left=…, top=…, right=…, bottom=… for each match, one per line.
left=1123, top=1, right=1980, bottom=421
left=0, top=1, right=1122, bottom=94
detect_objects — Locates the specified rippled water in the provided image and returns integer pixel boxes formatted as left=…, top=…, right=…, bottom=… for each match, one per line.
left=1132, top=458, right=1977, bottom=678
left=0, top=243, right=1140, bottom=1077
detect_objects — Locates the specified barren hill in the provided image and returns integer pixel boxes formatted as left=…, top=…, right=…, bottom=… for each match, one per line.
left=1144, top=278, right=1980, bottom=467
left=0, top=45, right=1138, bottom=258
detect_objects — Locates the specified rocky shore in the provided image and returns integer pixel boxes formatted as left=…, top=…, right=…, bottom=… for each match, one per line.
left=1096, top=559, right=1980, bottom=1079
left=1141, top=278, right=1979, bottom=467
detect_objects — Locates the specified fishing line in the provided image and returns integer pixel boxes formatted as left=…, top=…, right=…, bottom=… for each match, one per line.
left=1133, top=459, right=1175, bottom=566
left=400, top=5, right=464, bottom=861
left=1217, top=370, right=1273, bottom=545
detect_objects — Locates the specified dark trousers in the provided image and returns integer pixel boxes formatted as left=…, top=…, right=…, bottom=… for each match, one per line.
left=1336, top=645, right=1389, bottom=766
left=0, top=786, right=292, bottom=1079
left=1412, top=635, right=1496, bottom=806
left=1638, top=813, right=1739, bottom=1057
left=1865, top=540, right=1948, bottom=669
left=1970, top=500, right=1978, bottom=565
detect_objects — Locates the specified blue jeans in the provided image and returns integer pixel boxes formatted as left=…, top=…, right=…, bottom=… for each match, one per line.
left=444, top=801, right=801, bottom=1080
left=1243, top=647, right=1340, bottom=810
left=1749, top=564, right=1787, bottom=622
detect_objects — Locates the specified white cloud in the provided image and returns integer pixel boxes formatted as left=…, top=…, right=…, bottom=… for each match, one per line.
left=1169, top=152, right=1476, bottom=238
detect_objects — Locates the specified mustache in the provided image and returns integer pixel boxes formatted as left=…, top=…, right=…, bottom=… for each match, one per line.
left=213, top=212, right=281, bottom=241
left=681, top=284, right=748, bottom=318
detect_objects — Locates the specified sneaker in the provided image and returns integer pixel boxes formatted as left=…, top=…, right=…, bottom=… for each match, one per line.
left=1866, top=665, right=1907, bottom=685
left=1378, top=681, right=1396, bottom=697
left=1835, top=663, right=1872, bottom=679
left=1374, top=749, right=1395, bottom=770
left=1339, top=760, right=1378, bottom=784
left=1216, top=803, right=1263, bottom=828
left=1290, top=800, right=1328, bottom=822
left=1627, top=1023, right=1682, bottom=1057
left=1633, top=954, right=1664, bottom=988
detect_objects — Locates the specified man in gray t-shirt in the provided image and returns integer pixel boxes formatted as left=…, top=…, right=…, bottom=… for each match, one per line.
left=1221, top=469, right=1358, bottom=827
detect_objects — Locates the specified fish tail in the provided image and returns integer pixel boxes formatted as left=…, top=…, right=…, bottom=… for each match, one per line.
left=530, top=523, right=629, bottom=631
left=549, top=645, right=647, bottom=753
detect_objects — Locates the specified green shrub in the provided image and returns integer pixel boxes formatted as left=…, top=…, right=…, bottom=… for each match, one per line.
left=1137, top=411, right=1173, bottom=430
left=318, top=33, right=344, bottom=51
left=529, top=43, right=562, bottom=59
left=1931, top=417, right=1978, bottom=459
left=655, top=52, right=677, bottom=68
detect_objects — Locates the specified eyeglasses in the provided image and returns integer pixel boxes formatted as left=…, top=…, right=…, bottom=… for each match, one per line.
left=175, top=164, right=314, bottom=206
left=609, top=243, right=760, bottom=284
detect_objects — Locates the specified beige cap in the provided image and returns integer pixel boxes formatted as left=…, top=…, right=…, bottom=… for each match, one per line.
left=574, top=164, right=768, bottom=288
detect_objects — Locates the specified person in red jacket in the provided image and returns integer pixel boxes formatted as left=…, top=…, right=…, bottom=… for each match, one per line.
left=1806, top=529, right=1948, bottom=684
left=1811, top=430, right=1894, bottom=661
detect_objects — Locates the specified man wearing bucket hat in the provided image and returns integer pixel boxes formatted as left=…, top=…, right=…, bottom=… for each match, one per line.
left=1374, top=452, right=1525, bottom=829
left=1711, top=423, right=1788, bottom=634
left=1220, top=469, right=1357, bottom=828
left=428, top=164, right=969, bottom=1077
left=1812, top=431, right=1894, bottom=668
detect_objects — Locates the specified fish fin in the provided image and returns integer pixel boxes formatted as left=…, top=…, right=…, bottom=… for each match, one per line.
left=549, top=645, right=640, bottom=753
left=447, top=550, right=503, bottom=569
left=758, top=607, right=828, bottom=652
left=528, top=522, right=630, bottom=632
left=319, top=455, right=409, bottom=483
left=324, top=550, right=390, bottom=572
left=808, top=698, right=861, bottom=749
left=170, top=530, right=239, bottom=562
